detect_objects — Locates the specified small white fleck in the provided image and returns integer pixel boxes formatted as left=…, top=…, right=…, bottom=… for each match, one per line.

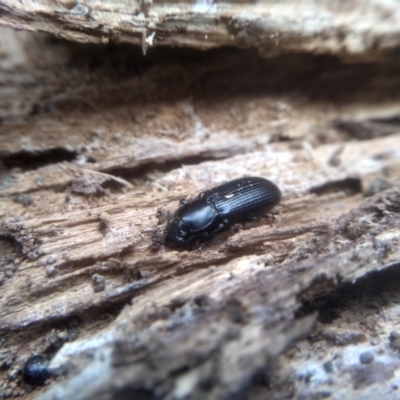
left=145, top=32, right=156, bottom=46
left=148, top=11, right=159, bottom=19
left=225, top=193, right=235, bottom=199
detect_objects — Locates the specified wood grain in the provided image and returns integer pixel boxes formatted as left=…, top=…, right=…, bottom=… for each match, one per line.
left=0, top=15, right=400, bottom=400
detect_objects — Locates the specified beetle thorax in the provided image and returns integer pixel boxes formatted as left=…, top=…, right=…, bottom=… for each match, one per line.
left=179, top=199, right=218, bottom=232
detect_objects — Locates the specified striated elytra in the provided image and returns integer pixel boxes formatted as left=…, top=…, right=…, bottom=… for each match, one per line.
left=165, top=177, right=281, bottom=247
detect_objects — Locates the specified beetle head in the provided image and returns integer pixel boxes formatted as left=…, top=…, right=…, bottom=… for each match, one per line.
left=164, top=216, right=192, bottom=246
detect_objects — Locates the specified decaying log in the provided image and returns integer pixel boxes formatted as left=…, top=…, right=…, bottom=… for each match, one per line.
left=1, top=1, right=400, bottom=399
left=2, top=0, right=400, bottom=60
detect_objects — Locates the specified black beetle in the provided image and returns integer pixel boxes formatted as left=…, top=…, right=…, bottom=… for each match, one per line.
left=164, top=177, right=281, bottom=247
left=23, top=355, right=50, bottom=385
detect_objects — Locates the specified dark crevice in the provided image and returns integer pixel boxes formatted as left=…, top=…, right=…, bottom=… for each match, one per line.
left=1, top=278, right=151, bottom=334
left=1, top=148, right=78, bottom=171
left=111, top=387, right=160, bottom=400
left=369, top=116, right=400, bottom=125
left=335, top=115, right=400, bottom=140
left=5, top=40, right=400, bottom=121
left=172, top=244, right=275, bottom=278
left=295, top=262, right=400, bottom=324
left=0, top=301, right=129, bottom=358
left=309, top=177, right=362, bottom=197
left=0, top=237, right=21, bottom=285
left=0, top=234, right=23, bottom=256
left=53, top=247, right=133, bottom=274
left=101, top=155, right=222, bottom=181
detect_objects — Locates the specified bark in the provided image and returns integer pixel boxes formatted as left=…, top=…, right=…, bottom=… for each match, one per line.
left=1, top=2, right=400, bottom=400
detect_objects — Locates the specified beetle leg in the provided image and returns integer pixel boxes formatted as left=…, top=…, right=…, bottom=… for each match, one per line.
left=261, top=212, right=276, bottom=221
left=179, top=199, right=188, bottom=206
left=230, top=223, right=243, bottom=233
left=200, top=219, right=230, bottom=242
left=261, top=212, right=277, bottom=227
left=198, top=189, right=210, bottom=199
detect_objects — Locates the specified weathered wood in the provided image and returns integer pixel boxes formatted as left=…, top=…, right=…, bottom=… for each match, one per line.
left=1, top=8, right=400, bottom=399
left=1, top=0, right=400, bottom=60
left=10, top=184, right=399, bottom=400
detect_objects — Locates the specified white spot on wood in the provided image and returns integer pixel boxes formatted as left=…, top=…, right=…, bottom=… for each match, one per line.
left=145, top=31, right=156, bottom=46
left=193, top=0, right=214, bottom=13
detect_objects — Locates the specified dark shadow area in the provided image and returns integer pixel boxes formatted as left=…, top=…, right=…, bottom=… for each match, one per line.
left=7, top=34, right=400, bottom=119
left=0, top=237, right=21, bottom=285
left=102, top=154, right=221, bottom=180
left=309, top=177, right=362, bottom=197
left=295, top=262, right=400, bottom=324
left=369, top=116, right=400, bottom=125
left=335, top=117, right=400, bottom=140
left=1, top=148, right=77, bottom=171
left=111, top=387, right=161, bottom=400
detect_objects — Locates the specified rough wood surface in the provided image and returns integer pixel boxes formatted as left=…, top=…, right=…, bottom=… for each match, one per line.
left=1, top=0, right=400, bottom=59
left=1, top=10, right=400, bottom=400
